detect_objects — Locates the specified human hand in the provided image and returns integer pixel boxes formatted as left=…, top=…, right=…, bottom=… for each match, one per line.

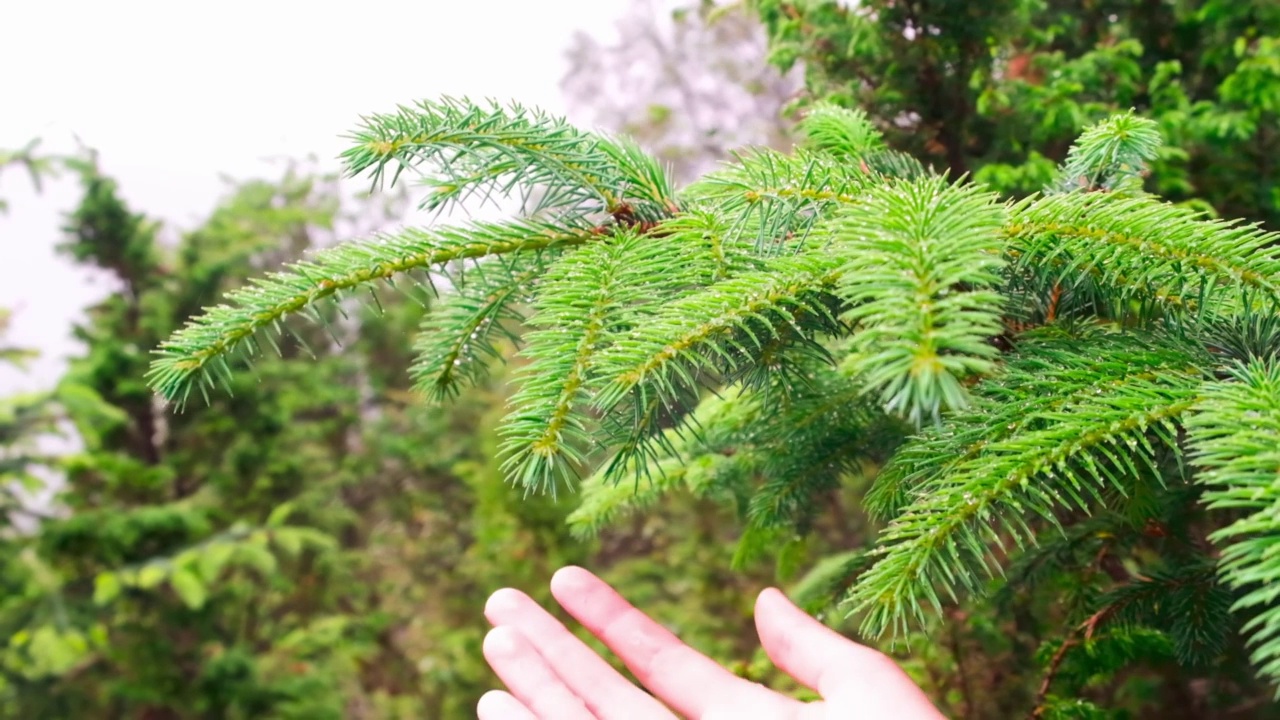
left=479, top=566, right=945, bottom=719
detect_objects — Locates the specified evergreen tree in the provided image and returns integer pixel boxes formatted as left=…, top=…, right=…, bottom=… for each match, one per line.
left=0, top=317, right=48, bottom=551
left=749, top=0, right=1280, bottom=229
left=0, top=146, right=777, bottom=718
left=151, top=98, right=1280, bottom=716
left=0, top=140, right=57, bottom=216
left=0, top=154, right=459, bottom=718
left=0, top=145, right=62, bottom=533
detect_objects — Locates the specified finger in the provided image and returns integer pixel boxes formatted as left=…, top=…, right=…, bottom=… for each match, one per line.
left=754, top=588, right=944, bottom=717
left=486, top=587, right=674, bottom=719
left=477, top=690, right=537, bottom=720
left=482, top=626, right=595, bottom=720
left=550, top=566, right=801, bottom=719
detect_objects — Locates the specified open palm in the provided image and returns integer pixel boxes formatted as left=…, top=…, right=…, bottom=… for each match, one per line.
left=480, top=566, right=945, bottom=719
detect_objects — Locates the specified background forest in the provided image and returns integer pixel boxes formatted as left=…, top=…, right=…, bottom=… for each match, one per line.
left=2, top=1, right=1279, bottom=718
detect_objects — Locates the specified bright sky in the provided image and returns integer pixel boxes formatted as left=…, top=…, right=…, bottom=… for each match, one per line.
left=0, top=0, right=629, bottom=392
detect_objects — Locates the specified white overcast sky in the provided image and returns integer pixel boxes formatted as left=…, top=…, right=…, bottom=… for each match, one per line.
left=0, top=0, right=633, bottom=392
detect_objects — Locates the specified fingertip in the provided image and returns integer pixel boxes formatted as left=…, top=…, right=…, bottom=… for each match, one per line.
left=483, top=625, right=523, bottom=660
left=485, top=587, right=526, bottom=623
left=755, top=586, right=791, bottom=612
left=754, top=593, right=919, bottom=705
left=754, top=589, right=798, bottom=665
left=477, top=690, right=534, bottom=720
left=549, top=565, right=594, bottom=599
left=755, top=587, right=808, bottom=635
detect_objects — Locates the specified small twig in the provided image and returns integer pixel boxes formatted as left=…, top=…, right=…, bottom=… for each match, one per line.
left=1030, top=605, right=1117, bottom=717
left=1045, top=282, right=1062, bottom=323
left=1031, top=636, right=1077, bottom=717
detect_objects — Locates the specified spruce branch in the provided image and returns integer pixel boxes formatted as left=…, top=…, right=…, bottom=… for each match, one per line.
left=575, top=359, right=890, bottom=563
left=651, top=210, right=764, bottom=283
left=1088, top=562, right=1233, bottom=667
left=498, top=231, right=685, bottom=494
left=744, top=364, right=884, bottom=531
left=1199, top=310, right=1280, bottom=365
left=867, top=331, right=1206, bottom=519
left=567, top=456, right=695, bottom=539
left=408, top=257, right=546, bottom=402
left=341, top=97, right=678, bottom=220
left=799, top=102, right=886, bottom=158
left=859, top=149, right=928, bottom=181
left=591, top=251, right=846, bottom=416
left=836, top=176, right=1008, bottom=425
left=568, top=388, right=759, bottom=538
left=1005, top=194, right=1280, bottom=322
left=573, top=359, right=882, bottom=539
left=141, top=97, right=1280, bottom=696
left=1032, top=628, right=1176, bottom=718
left=847, top=340, right=1204, bottom=638
left=580, top=214, right=786, bottom=483
left=1054, top=111, right=1161, bottom=195
left=147, top=220, right=600, bottom=408
left=576, top=226, right=728, bottom=476
left=791, top=102, right=924, bottom=180
left=683, top=147, right=877, bottom=253
left=994, top=512, right=1133, bottom=613
left=587, top=255, right=847, bottom=489
left=1186, top=359, right=1280, bottom=692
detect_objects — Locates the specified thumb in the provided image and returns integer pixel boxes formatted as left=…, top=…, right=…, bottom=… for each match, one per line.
left=754, top=588, right=945, bottom=717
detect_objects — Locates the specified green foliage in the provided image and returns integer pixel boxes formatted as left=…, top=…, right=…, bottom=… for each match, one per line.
left=146, top=217, right=600, bottom=408
left=148, top=94, right=1280, bottom=716
left=341, top=97, right=677, bottom=221
left=0, top=147, right=81, bottom=533
left=836, top=176, right=1007, bottom=424
left=0, top=312, right=60, bottom=531
left=852, top=333, right=1206, bottom=637
left=1054, top=111, right=1162, bottom=195
left=1187, top=360, right=1280, bottom=688
left=0, top=157, right=433, bottom=718
left=750, top=0, right=1280, bottom=230
left=798, top=103, right=884, bottom=158
left=0, top=139, right=58, bottom=215
left=0, top=142, right=788, bottom=717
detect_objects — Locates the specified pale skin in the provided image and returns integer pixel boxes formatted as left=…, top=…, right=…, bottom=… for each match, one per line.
left=479, top=566, right=946, bottom=720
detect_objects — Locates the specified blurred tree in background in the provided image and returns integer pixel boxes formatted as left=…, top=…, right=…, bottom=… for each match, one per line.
left=0, top=149, right=787, bottom=717
left=563, top=0, right=801, bottom=182
left=0, top=309, right=64, bottom=535
left=750, top=0, right=1280, bottom=227
left=2, top=155, right=418, bottom=718
left=0, top=140, right=58, bottom=216
left=0, top=148, right=63, bottom=534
